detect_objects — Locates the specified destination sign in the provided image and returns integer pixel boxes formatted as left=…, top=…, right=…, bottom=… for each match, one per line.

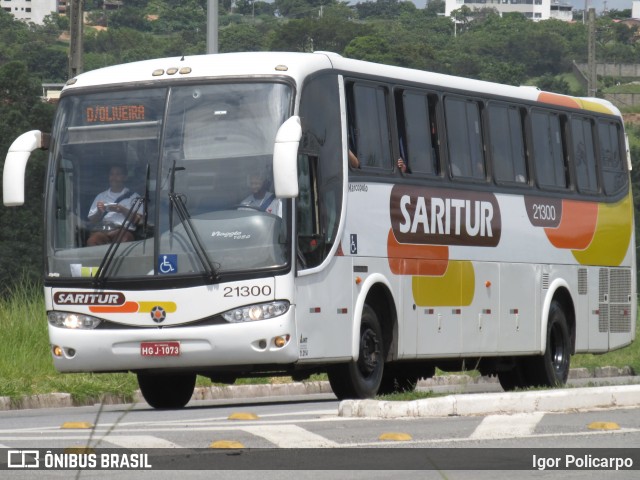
left=85, top=105, right=146, bottom=123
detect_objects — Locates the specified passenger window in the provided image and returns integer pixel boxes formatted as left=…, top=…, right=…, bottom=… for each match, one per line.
left=570, top=116, right=598, bottom=194
left=444, top=97, right=485, bottom=180
left=531, top=110, right=567, bottom=189
left=488, top=103, right=527, bottom=184
left=396, top=90, right=439, bottom=175
left=347, top=83, right=392, bottom=170
left=598, top=120, right=627, bottom=196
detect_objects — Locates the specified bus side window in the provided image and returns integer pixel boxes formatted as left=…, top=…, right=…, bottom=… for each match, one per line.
left=598, top=119, right=627, bottom=195
left=488, top=103, right=527, bottom=184
left=444, top=96, right=485, bottom=180
left=531, top=110, right=568, bottom=190
left=348, top=82, right=392, bottom=170
left=570, top=116, right=598, bottom=194
left=396, top=89, right=439, bottom=175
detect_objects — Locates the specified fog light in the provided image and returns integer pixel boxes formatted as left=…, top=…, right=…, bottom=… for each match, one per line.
left=53, top=345, right=63, bottom=357
left=274, top=335, right=290, bottom=348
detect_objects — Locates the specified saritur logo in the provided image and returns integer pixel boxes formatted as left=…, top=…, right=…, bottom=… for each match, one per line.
left=390, top=185, right=502, bottom=247
left=53, top=292, right=125, bottom=306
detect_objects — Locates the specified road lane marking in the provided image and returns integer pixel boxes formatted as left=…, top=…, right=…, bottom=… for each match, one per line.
left=240, top=424, right=338, bottom=448
left=469, top=412, right=545, bottom=440
left=100, top=435, right=183, bottom=448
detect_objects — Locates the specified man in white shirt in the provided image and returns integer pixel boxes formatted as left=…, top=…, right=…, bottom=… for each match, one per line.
left=87, top=164, right=143, bottom=246
left=239, top=170, right=281, bottom=217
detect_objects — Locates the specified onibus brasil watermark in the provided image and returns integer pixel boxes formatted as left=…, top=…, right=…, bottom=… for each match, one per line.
left=7, top=450, right=151, bottom=470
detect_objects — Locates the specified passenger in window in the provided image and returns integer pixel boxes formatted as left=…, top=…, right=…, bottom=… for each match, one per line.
left=397, top=158, right=409, bottom=173
left=239, top=170, right=282, bottom=216
left=397, top=133, right=409, bottom=173
left=87, top=164, right=143, bottom=246
left=348, top=150, right=360, bottom=169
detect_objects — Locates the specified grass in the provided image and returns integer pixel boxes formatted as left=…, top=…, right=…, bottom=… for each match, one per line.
left=0, top=281, right=139, bottom=404
left=1, top=283, right=637, bottom=404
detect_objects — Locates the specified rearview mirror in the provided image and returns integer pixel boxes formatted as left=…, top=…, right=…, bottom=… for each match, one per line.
left=3, top=130, right=48, bottom=206
left=273, top=116, right=301, bottom=198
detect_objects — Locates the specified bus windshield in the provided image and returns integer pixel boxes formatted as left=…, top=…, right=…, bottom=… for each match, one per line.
left=46, top=82, right=292, bottom=282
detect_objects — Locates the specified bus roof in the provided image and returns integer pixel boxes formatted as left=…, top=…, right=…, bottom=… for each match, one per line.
left=64, top=51, right=620, bottom=117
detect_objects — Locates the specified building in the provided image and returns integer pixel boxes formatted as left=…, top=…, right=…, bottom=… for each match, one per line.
left=550, top=0, right=573, bottom=21
left=444, top=0, right=574, bottom=21
left=1, top=0, right=66, bottom=25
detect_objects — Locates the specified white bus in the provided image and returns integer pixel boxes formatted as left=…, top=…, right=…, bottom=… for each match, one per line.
left=3, top=52, right=636, bottom=408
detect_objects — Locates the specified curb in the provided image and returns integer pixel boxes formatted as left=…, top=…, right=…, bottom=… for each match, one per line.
left=338, top=384, right=640, bottom=418
left=190, top=380, right=334, bottom=402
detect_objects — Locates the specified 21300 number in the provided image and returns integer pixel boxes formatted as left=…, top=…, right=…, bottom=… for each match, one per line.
left=223, top=285, right=272, bottom=297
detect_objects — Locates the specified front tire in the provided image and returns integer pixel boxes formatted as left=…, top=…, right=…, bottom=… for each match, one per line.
left=328, top=305, right=384, bottom=399
left=137, top=373, right=196, bottom=409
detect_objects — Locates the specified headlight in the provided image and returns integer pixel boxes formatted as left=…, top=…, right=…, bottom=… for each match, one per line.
left=48, top=311, right=102, bottom=329
left=222, top=301, right=290, bottom=323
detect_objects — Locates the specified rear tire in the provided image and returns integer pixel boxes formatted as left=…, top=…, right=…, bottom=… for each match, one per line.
left=497, top=360, right=528, bottom=391
left=526, top=300, right=571, bottom=387
left=328, top=304, right=384, bottom=399
left=137, top=373, right=196, bottom=409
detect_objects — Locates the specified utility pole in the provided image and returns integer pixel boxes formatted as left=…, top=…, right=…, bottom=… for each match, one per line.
left=207, top=0, right=218, bottom=54
left=587, top=7, right=597, bottom=97
left=68, top=0, right=83, bottom=79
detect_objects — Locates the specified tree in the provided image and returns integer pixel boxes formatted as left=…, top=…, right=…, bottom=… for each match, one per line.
left=425, top=0, right=445, bottom=16
left=535, top=73, right=572, bottom=95
left=220, top=24, right=264, bottom=52
left=353, top=0, right=416, bottom=19
left=0, top=62, right=55, bottom=294
left=269, top=17, right=370, bottom=53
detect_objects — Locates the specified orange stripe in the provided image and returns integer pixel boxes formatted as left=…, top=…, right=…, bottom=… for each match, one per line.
left=387, top=230, right=449, bottom=276
left=538, top=92, right=582, bottom=110
left=545, top=200, right=598, bottom=250
left=89, top=301, right=139, bottom=314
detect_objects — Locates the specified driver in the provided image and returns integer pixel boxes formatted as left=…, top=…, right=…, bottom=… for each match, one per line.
left=239, top=170, right=281, bottom=216
left=86, top=164, right=143, bottom=246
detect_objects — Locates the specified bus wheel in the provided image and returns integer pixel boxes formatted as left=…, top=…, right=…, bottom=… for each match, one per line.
left=328, top=305, right=384, bottom=400
left=497, top=360, right=528, bottom=391
left=137, top=373, right=196, bottom=409
left=528, top=300, right=571, bottom=387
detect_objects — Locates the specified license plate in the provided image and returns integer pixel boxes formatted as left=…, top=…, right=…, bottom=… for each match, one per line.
left=140, top=341, right=180, bottom=357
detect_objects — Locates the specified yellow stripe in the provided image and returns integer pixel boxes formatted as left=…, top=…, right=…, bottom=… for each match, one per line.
left=137, top=301, right=178, bottom=313
left=572, top=193, right=632, bottom=266
left=576, top=98, right=615, bottom=115
left=412, top=261, right=475, bottom=307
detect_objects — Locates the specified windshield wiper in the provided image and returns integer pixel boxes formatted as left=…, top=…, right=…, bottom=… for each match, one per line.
left=93, top=198, right=144, bottom=288
left=168, top=192, right=219, bottom=284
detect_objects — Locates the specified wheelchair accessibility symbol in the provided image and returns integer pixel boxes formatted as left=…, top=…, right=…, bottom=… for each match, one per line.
left=158, top=254, right=177, bottom=274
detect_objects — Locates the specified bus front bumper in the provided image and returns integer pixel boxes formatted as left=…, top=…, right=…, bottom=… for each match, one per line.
left=48, top=311, right=299, bottom=373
